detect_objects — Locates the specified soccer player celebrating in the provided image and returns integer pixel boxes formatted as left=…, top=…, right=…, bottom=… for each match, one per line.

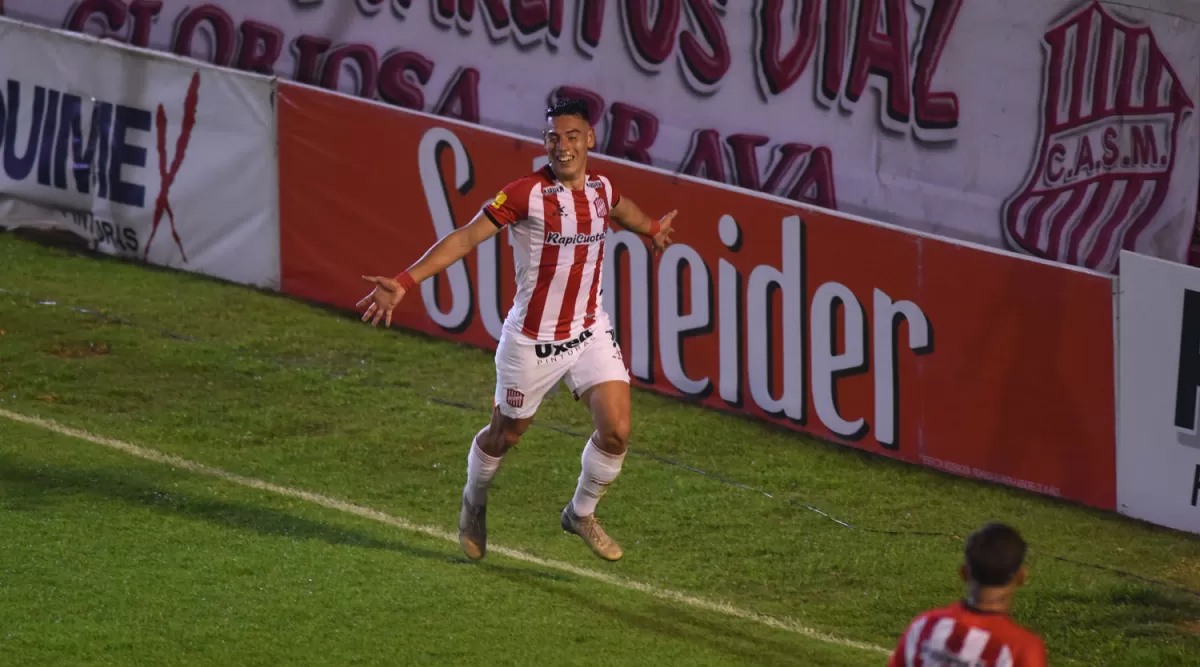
left=357, top=99, right=676, bottom=562
left=889, top=522, right=1048, bottom=666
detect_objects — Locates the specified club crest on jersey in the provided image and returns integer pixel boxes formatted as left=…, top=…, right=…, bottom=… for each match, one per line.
left=1002, top=1, right=1193, bottom=273
left=489, top=191, right=507, bottom=209
left=593, top=198, right=609, bottom=218
left=505, top=388, right=524, bottom=408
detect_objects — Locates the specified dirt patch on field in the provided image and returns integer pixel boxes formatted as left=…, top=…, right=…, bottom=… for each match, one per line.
left=46, top=342, right=111, bottom=358
left=1168, top=556, right=1200, bottom=592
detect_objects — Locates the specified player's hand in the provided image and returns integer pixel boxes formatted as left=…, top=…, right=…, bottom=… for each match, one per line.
left=356, top=275, right=408, bottom=328
left=652, top=210, right=677, bottom=255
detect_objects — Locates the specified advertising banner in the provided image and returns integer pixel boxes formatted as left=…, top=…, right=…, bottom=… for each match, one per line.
left=1117, top=249, right=1200, bottom=534
left=278, top=81, right=1119, bottom=509
left=3, top=1, right=1198, bottom=273
left=0, top=17, right=280, bottom=289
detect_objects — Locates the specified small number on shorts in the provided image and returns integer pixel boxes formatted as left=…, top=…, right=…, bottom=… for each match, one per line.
left=606, top=330, right=624, bottom=362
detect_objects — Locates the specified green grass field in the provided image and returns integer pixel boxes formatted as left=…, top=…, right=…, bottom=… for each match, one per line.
left=1, top=230, right=1198, bottom=666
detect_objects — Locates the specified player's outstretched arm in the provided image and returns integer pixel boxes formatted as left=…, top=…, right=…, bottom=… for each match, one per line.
left=395, top=211, right=501, bottom=285
left=357, top=212, right=501, bottom=327
left=610, top=197, right=676, bottom=254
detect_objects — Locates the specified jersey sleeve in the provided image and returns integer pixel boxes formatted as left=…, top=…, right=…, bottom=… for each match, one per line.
left=1021, top=636, right=1048, bottom=667
left=599, top=174, right=622, bottom=209
left=481, top=179, right=530, bottom=228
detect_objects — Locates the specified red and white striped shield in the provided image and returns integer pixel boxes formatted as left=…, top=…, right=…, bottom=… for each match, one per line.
left=505, top=388, right=525, bottom=409
left=1003, top=2, right=1193, bottom=273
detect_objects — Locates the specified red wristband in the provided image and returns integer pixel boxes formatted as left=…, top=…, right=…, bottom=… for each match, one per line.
left=394, top=271, right=417, bottom=292
left=647, top=219, right=661, bottom=238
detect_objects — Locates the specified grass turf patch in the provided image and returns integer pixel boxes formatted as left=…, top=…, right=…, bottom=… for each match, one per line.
left=1, top=231, right=1198, bottom=666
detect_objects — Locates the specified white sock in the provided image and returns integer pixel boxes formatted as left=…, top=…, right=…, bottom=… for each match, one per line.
left=463, top=429, right=503, bottom=506
left=570, top=436, right=625, bottom=517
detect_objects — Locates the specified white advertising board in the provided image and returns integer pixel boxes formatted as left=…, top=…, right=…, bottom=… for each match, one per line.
left=0, top=16, right=280, bottom=289
left=2, top=0, right=1198, bottom=273
left=1117, top=248, right=1200, bottom=534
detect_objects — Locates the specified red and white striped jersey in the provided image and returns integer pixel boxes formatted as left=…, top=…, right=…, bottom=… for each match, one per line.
left=888, top=602, right=1047, bottom=667
left=481, top=165, right=620, bottom=342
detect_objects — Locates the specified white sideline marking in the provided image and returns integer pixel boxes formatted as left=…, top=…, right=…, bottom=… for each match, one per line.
left=0, top=408, right=889, bottom=656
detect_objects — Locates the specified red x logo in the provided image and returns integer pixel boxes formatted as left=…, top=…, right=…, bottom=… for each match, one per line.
left=144, top=72, right=200, bottom=263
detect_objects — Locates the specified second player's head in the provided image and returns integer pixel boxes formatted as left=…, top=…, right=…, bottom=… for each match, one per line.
left=544, top=99, right=595, bottom=185
left=961, top=522, right=1028, bottom=594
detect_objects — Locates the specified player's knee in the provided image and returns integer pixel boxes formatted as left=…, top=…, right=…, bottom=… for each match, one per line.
left=480, top=426, right=521, bottom=456
left=498, top=425, right=524, bottom=451
left=595, top=420, right=630, bottom=455
left=483, top=409, right=528, bottom=455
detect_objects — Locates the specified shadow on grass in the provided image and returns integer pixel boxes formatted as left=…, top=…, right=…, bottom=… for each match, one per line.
left=0, top=454, right=569, bottom=584
left=485, top=565, right=866, bottom=667
left=1029, top=583, right=1200, bottom=641
left=0, top=453, right=867, bottom=665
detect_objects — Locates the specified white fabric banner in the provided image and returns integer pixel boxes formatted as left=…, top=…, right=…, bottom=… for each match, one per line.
left=0, top=16, right=280, bottom=289
left=1117, top=249, right=1200, bottom=535
left=2, top=0, right=1197, bottom=273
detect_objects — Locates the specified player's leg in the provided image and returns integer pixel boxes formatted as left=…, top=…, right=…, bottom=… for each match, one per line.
left=561, top=328, right=631, bottom=561
left=463, top=406, right=533, bottom=502
left=458, top=331, right=561, bottom=561
left=458, top=407, right=532, bottom=561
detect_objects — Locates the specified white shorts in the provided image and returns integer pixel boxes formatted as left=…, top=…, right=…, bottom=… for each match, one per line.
left=493, top=319, right=630, bottom=420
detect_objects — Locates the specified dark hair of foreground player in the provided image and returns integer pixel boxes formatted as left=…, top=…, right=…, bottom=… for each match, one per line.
left=964, top=521, right=1028, bottom=589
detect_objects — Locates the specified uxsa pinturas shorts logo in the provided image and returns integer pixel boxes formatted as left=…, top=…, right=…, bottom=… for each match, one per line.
left=1003, top=1, right=1193, bottom=273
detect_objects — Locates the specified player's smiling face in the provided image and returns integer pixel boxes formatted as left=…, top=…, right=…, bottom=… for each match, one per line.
left=544, top=114, right=594, bottom=185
